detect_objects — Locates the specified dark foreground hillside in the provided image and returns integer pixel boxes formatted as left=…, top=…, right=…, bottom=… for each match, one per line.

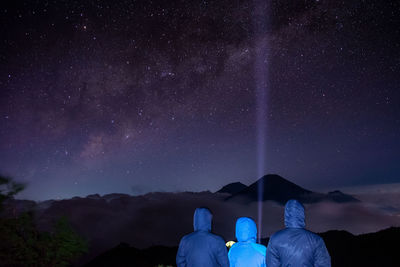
left=84, top=227, right=400, bottom=267
left=84, top=244, right=178, bottom=267
left=320, top=227, right=400, bottom=267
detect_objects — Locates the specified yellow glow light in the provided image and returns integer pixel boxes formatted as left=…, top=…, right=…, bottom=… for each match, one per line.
left=226, top=240, right=236, bottom=248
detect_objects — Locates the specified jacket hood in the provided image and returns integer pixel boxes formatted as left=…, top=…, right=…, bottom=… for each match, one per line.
left=235, top=217, right=257, bottom=242
left=284, top=199, right=306, bottom=228
left=193, top=207, right=212, bottom=231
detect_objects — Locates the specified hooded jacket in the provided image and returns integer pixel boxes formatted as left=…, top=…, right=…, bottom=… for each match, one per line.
left=228, top=217, right=266, bottom=267
left=266, top=199, right=331, bottom=267
left=176, top=208, right=229, bottom=267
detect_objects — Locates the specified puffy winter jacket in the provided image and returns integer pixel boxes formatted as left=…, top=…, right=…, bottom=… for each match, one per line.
left=266, top=199, right=331, bottom=267
left=228, top=217, right=266, bottom=267
left=176, top=207, right=229, bottom=267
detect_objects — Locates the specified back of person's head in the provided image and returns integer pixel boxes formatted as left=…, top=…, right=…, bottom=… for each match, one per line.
left=284, top=199, right=305, bottom=228
left=235, top=217, right=257, bottom=242
left=193, top=207, right=212, bottom=232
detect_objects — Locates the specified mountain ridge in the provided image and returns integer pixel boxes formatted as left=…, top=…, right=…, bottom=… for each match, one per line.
left=224, top=174, right=359, bottom=204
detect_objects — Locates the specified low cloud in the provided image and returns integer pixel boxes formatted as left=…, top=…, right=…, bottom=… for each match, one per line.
left=36, top=189, right=400, bottom=262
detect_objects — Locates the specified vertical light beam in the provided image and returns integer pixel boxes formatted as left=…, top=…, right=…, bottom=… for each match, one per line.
left=253, top=0, right=270, bottom=242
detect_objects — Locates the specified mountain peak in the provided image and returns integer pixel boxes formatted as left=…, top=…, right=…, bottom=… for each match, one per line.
left=216, top=182, right=247, bottom=195
left=226, top=174, right=358, bottom=204
left=327, top=190, right=359, bottom=203
left=255, top=174, right=310, bottom=190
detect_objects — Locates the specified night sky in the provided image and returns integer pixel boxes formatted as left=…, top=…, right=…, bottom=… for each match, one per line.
left=0, top=0, right=399, bottom=201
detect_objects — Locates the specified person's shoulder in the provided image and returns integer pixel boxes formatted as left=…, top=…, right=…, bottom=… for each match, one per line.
left=229, top=242, right=240, bottom=251
left=207, top=232, right=226, bottom=244
left=180, top=231, right=197, bottom=242
left=303, top=229, right=323, bottom=239
left=302, top=229, right=326, bottom=244
left=206, top=231, right=223, bottom=239
left=270, top=228, right=289, bottom=241
left=228, top=241, right=243, bottom=256
left=251, top=242, right=267, bottom=257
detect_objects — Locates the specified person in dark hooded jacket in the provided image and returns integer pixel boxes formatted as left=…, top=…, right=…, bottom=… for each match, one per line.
left=266, top=199, right=331, bottom=267
left=176, top=207, right=229, bottom=267
left=228, top=217, right=266, bottom=267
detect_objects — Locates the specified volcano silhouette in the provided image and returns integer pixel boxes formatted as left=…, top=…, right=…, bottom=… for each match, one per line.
left=217, top=182, right=247, bottom=195
left=224, top=174, right=358, bottom=204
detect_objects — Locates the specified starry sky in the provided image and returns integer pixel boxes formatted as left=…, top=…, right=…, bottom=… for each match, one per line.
left=0, top=0, right=399, bottom=201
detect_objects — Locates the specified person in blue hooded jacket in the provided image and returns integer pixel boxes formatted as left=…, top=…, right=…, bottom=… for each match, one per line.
left=176, top=207, right=229, bottom=267
left=266, top=199, right=331, bottom=267
left=228, top=217, right=266, bottom=267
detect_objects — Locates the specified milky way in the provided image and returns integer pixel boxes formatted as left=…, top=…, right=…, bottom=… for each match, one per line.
left=0, top=0, right=399, bottom=200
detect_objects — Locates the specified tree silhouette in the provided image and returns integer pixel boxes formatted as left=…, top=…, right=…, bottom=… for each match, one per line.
left=0, top=175, right=25, bottom=211
left=0, top=175, right=88, bottom=266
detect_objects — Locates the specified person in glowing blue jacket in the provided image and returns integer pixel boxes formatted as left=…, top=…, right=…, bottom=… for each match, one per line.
left=266, top=199, right=331, bottom=267
left=176, top=207, right=229, bottom=267
left=228, top=217, right=266, bottom=267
